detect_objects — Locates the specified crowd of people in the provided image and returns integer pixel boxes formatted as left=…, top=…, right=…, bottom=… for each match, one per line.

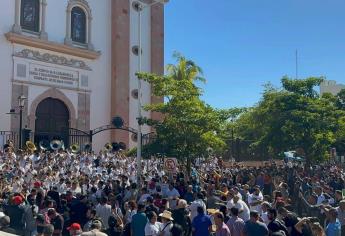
left=0, top=145, right=344, bottom=236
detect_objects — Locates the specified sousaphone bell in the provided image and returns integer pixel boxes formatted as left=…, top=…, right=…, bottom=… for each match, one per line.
left=26, top=141, right=37, bottom=152
left=70, top=144, right=80, bottom=153
left=39, top=139, right=50, bottom=150
left=50, top=140, right=62, bottom=151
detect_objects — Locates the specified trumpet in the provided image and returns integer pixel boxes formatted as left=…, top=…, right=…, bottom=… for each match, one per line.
left=26, top=141, right=37, bottom=152
left=70, top=144, right=80, bottom=153
left=50, top=140, right=62, bottom=151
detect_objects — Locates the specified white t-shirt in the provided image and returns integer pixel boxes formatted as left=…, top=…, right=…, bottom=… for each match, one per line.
left=317, top=194, right=326, bottom=205
left=261, top=212, right=270, bottom=225
left=228, top=200, right=250, bottom=222
left=161, top=222, right=173, bottom=236
left=145, top=222, right=162, bottom=236
left=189, top=199, right=206, bottom=221
left=248, top=193, right=263, bottom=213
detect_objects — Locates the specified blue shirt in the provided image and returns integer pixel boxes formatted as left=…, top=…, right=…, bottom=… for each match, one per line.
left=192, top=213, right=212, bottom=236
left=326, top=219, right=341, bottom=236
left=131, top=212, right=148, bottom=236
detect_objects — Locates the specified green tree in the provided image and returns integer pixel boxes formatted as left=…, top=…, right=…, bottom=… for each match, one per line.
left=137, top=53, right=227, bottom=173
left=235, top=77, right=345, bottom=164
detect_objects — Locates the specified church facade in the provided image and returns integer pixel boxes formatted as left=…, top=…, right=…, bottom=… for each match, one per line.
left=0, top=0, right=164, bottom=151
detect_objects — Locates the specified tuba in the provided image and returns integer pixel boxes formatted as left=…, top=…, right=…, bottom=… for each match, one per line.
left=50, top=140, right=62, bottom=151
left=70, top=144, right=80, bottom=153
left=26, top=141, right=37, bottom=152
left=39, top=139, right=50, bottom=150
left=104, top=143, right=113, bottom=152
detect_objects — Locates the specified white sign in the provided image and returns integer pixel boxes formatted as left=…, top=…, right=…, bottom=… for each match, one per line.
left=29, top=63, right=79, bottom=88
left=164, top=158, right=178, bottom=173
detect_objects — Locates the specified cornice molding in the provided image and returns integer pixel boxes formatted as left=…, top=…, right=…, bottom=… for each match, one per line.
left=14, top=49, right=92, bottom=71
left=5, top=32, right=101, bottom=60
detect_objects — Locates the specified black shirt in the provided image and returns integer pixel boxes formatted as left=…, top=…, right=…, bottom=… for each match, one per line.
left=51, top=214, right=64, bottom=236
left=3, top=204, right=25, bottom=230
left=267, top=219, right=288, bottom=235
left=283, top=213, right=302, bottom=236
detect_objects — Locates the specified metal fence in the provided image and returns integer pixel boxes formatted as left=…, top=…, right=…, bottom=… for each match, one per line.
left=0, top=131, right=19, bottom=150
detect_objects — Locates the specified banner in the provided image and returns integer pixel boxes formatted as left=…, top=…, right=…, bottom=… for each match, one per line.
left=164, top=158, right=178, bottom=173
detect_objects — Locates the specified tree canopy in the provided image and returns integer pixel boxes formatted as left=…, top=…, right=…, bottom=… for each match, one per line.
left=137, top=52, right=345, bottom=165
left=137, top=53, right=228, bottom=171
left=235, top=77, right=345, bottom=163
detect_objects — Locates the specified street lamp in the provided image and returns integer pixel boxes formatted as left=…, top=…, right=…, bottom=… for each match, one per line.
left=7, top=95, right=27, bottom=149
left=136, top=0, right=169, bottom=184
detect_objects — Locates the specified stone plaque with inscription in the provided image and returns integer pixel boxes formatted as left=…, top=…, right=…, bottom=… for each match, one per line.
left=29, top=63, right=79, bottom=88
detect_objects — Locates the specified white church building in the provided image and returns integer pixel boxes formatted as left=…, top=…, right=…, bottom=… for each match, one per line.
left=0, top=0, right=165, bottom=151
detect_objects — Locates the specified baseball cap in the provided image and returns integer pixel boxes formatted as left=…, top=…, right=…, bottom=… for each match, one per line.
left=67, top=223, right=81, bottom=231
left=12, top=196, right=23, bottom=205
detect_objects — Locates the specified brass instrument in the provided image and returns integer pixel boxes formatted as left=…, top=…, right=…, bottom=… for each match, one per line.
left=26, top=141, right=37, bottom=152
left=70, top=144, right=80, bottom=153
left=50, top=140, right=62, bottom=151
left=61, top=140, right=66, bottom=151
left=104, top=143, right=113, bottom=152
left=39, top=140, right=50, bottom=150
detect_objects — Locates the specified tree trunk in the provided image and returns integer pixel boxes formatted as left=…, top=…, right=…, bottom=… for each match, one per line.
left=186, top=156, right=191, bottom=177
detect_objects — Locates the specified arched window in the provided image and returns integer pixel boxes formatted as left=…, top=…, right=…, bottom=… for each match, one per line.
left=71, top=6, right=87, bottom=44
left=20, top=0, right=40, bottom=32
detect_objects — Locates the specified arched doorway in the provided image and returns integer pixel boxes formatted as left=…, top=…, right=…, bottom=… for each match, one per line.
left=34, top=98, right=69, bottom=147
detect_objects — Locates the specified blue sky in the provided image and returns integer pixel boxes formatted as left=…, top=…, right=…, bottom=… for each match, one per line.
left=164, top=0, right=345, bottom=108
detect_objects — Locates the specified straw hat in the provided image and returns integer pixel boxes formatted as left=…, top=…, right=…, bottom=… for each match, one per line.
left=159, top=210, right=174, bottom=221
left=207, top=209, right=219, bottom=215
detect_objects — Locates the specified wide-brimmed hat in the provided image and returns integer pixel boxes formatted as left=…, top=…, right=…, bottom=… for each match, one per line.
left=159, top=210, right=174, bottom=221
left=207, top=209, right=219, bottom=215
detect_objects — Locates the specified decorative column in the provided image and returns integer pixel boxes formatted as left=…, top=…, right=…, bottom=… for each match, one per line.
left=39, top=0, right=48, bottom=40
left=87, top=16, right=94, bottom=50
left=12, top=0, right=22, bottom=34
left=64, top=8, right=73, bottom=45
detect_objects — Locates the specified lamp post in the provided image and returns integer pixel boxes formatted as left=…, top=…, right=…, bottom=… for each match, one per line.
left=18, top=95, right=26, bottom=149
left=136, top=0, right=168, bottom=184
left=7, top=95, right=27, bottom=149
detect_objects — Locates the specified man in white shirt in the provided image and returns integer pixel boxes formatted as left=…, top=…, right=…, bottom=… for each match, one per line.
left=95, top=196, right=113, bottom=229
left=230, top=195, right=250, bottom=222
left=165, top=184, right=180, bottom=209
left=189, top=193, right=206, bottom=221
left=248, top=186, right=263, bottom=213
left=138, top=187, right=151, bottom=204
left=315, top=186, right=326, bottom=205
